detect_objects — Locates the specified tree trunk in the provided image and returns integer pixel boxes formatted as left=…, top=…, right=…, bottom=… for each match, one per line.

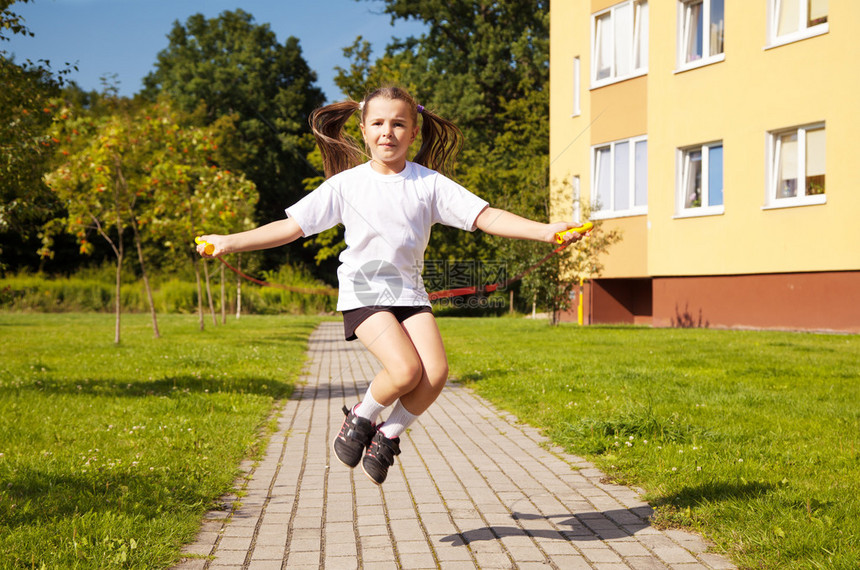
left=114, top=251, right=122, bottom=344
left=203, top=259, right=217, bottom=325
left=131, top=217, right=160, bottom=338
left=193, top=256, right=205, bottom=331
left=220, top=262, right=226, bottom=324
left=235, top=254, right=242, bottom=319
left=89, top=212, right=122, bottom=343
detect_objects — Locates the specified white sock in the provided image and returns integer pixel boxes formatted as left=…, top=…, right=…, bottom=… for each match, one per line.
left=379, top=401, right=419, bottom=439
left=354, top=385, right=386, bottom=424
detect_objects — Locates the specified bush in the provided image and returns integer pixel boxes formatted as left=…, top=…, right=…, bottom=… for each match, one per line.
left=0, top=265, right=336, bottom=315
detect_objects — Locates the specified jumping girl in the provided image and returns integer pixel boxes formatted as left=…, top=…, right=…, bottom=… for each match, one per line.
left=196, top=86, right=584, bottom=485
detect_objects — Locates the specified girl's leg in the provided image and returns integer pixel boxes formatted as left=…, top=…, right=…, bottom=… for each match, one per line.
left=375, top=311, right=448, bottom=439
left=357, top=310, right=448, bottom=485
left=395, top=311, right=449, bottom=415
left=333, top=311, right=422, bottom=470
left=353, top=311, right=425, bottom=406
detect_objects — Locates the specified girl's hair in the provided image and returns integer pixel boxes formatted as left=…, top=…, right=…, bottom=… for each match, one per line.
left=309, top=86, right=464, bottom=179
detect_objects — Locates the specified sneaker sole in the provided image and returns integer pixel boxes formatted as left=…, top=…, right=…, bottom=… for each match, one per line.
left=361, top=461, right=385, bottom=486
left=331, top=437, right=361, bottom=469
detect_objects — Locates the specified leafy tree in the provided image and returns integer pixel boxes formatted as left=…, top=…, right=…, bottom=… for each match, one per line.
left=43, top=97, right=256, bottom=340
left=332, top=1, right=564, bottom=309
left=134, top=101, right=257, bottom=329
left=42, top=102, right=132, bottom=343
left=516, top=199, right=622, bottom=324
left=0, top=0, right=75, bottom=269
left=142, top=9, right=324, bottom=269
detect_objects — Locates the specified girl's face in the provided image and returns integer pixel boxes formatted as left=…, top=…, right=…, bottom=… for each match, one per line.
left=360, top=97, right=419, bottom=175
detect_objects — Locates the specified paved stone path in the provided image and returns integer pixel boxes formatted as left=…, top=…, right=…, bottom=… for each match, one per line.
left=174, top=322, right=736, bottom=569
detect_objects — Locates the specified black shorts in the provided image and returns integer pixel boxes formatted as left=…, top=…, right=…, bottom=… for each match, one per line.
left=342, top=305, right=433, bottom=342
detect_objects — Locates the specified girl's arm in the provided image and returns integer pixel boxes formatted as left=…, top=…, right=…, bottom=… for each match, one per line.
left=475, top=207, right=582, bottom=244
left=197, top=218, right=304, bottom=257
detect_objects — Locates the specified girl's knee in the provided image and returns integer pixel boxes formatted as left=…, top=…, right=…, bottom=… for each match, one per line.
left=386, top=357, right=423, bottom=391
left=428, top=362, right=449, bottom=387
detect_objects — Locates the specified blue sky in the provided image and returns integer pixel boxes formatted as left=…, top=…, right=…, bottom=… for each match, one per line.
left=4, top=0, right=428, bottom=102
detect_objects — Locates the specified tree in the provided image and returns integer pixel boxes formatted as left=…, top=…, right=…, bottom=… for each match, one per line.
left=331, top=1, right=557, bottom=308
left=142, top=9, right=324, bottom=269
left=516, top=199, right=622, bottom=324
left=138, top=102, right=257, bottom=330
left=0, top=0, right=74, bottom=269
left=42, top=102, right=132, bottom=343
left=42, top=97, right=256, bottom=340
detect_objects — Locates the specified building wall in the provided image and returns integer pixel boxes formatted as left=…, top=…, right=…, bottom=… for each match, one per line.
left=647, top=1, right=860, bottom=277
left=549, top=1, right=860, bottom=331
left=652, top=272, right=860, bottom=333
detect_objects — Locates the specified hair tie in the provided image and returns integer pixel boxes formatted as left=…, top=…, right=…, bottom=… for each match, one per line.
left=416, top=104, right=424, bottom=114
left=358, top=100, right=365, bottom=111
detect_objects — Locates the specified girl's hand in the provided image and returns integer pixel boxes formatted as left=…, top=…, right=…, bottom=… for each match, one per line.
left=196, top=235, right=229, bottom=257
left=544, top=222, right=584, bottom=245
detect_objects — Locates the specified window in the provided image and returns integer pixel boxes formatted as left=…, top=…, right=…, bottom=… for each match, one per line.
left=677, top=142, right=724, bottom=217
left=677, top=0, right=725, bottom=70
left=572, top=175, right=582, bottom=224
left=591, top=136, right=648, bottom=218
left=592, top=0, right=649, bottom=87
left=572, top=57, right=581, bottom=117
left=766, top=124, right=825, bottom=208
left=768, top=0, right=828, bottom=47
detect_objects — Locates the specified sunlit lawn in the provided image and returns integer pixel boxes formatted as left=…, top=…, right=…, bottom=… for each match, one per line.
left=2, top=313, right=858, bottom=569
left=440, top=318, right=860, bottom=570
left=0, top=313, right=322, bottom=569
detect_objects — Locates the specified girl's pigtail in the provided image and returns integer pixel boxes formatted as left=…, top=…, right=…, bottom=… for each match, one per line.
left=309, top=100, right=363, bottom=179
left=413, top=107, right=464, bottom=178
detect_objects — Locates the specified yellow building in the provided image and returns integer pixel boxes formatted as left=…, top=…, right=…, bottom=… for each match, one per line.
left=550, top=0, right=860, bottom=332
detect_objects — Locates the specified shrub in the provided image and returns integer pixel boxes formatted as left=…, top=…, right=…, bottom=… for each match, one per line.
left=0, top=265, right=336, bottom=315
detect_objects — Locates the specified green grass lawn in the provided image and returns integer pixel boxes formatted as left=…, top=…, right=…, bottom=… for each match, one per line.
left=2, top=314, right=858, bottom=569
left=0, top=313, right=322, bottom=569
left=439, top=318, right=860, bottom=570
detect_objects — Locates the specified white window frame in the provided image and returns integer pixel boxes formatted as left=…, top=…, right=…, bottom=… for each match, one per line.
left=572, top=56, right=582, bottom=117
left=572, top=175, right=582, bottom=223
left=765, top=123, right=826, bottom=209
left=590, top=135, right=648, bottom=219
left=675, top=141, right=725, bottom=218
left=766, top=0, right=828, bottom=49
left=591, top=0, right=649, bottom=89
left=676, top=0, right=725, bottom=72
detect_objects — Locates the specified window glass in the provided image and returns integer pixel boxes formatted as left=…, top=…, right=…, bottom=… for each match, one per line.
left=777, top=0, right=800, bottom=36
left=684, top=150, right=703, bottom=208
left=635, top=1, right=649, bottom=69
left=808, top=0, right=828, bottom=26
left=777, top=132, right=798, bottom=198
left=592, top=137, right=648, bottom=217
left=708, top=145, right=724, bottom=206
left=685, top=1, right=704, bottom=63
left=614, top=141, right=631, bottom=211
left=595, top=147, right=612, bottom=210
left=595, top=13, right=612, bottom=80
left=634, top=141, right=648, bottom=207
left=806, top=127, right=826, bottom=195
left=614, top=4, right=633, bottom=77
left=592, top=1, right=648, bottom=85
left=709, top=0, right=725, bottom=56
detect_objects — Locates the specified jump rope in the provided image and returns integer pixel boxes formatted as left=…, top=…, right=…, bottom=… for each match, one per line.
left=196, top=105, right=595, bottom=300
left=195, top=221, right=592, bottom=300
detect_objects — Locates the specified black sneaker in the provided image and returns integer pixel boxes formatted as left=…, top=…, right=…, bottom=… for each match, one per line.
left=362, top=430, right=401, bottom=485
left=332, top=405, right=376, bottom=468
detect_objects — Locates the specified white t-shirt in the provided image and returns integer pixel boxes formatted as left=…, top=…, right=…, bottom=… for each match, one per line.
left=285, top=161, right=488, bottom=311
